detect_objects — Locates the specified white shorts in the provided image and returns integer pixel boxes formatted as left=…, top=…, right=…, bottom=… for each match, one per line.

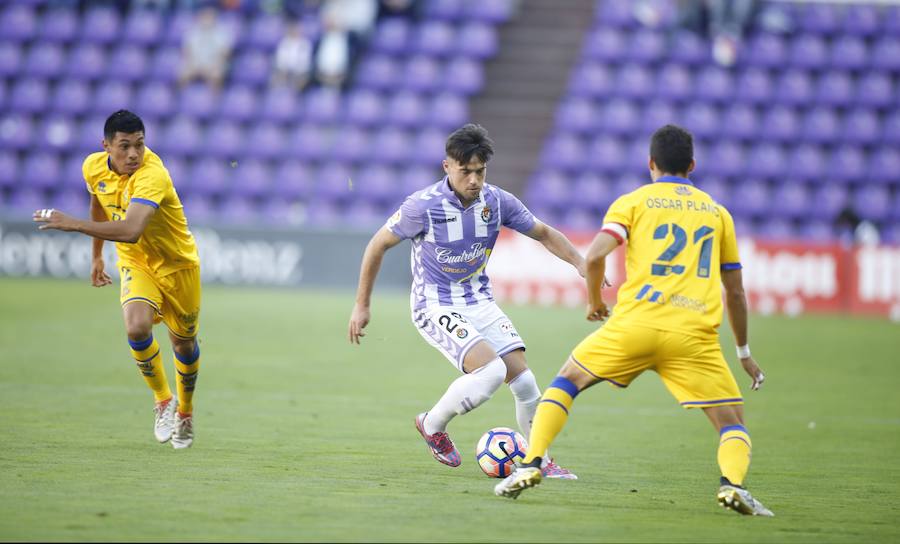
left=413, top=302, right=526, bottom=372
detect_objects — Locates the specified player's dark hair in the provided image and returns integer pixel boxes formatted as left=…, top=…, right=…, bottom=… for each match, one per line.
left=650, top=124, right=693, bottom=175
left=445, top=123, right=494, bottom=165
left=104, top=110, right=145, bottom=142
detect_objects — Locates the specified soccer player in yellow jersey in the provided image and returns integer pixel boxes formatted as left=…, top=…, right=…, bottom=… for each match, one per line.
left=494, top=125, right=773, bottom=516
left=33, top=110, right=201, bottom=449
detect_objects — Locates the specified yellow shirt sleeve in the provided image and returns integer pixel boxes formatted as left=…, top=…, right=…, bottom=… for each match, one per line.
left=82, top=157, right=95, bottom=194
left=130, top=166, right=169, bottom=209
left=602, top=192, right=637, bottom=234
left=719, top=205, right=741, bottom=269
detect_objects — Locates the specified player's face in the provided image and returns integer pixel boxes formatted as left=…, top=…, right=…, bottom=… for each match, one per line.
left=443, top=157, right=486, bottom=204
left=103, top=132, right=146, bottom=176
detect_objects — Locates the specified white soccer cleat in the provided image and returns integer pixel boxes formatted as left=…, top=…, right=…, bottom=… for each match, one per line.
left=153, top=397, right=176, bottom=443
left=171, top=412, right=194, bottom=450
left=717, top=485, right=774, bottom=516
left=494, top=467, right=542, bottom=499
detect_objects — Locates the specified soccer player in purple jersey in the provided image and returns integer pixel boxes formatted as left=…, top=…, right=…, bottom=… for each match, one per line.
left=348, top=124, right=585, bottom=478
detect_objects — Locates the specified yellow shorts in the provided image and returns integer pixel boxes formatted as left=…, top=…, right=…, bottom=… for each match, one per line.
left=120, top=265, right=201, bottom=339
left=570, top=319, right=742, bottom=408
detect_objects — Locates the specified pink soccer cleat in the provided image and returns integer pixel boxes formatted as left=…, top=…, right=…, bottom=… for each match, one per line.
left=542, top=458, right=578, bottom=480
left=415, top=413, right=461, bottom=467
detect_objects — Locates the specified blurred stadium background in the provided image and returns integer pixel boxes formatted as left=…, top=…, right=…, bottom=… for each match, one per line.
left=0, top=0, right=898, bottom=319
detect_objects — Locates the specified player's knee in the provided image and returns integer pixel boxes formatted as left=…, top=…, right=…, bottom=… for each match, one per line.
left=508, top=369, right=541, bottom=402
left=473, top=357, right=507, bottom=392
left=172, top=338, right=199, bottom=361
left=125, top=321, right=153, bottom=342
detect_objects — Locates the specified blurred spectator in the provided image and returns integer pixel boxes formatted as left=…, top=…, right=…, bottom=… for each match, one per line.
left=379, top=0, right=419, bottom=19
left=178, top=7, right=234, bottom=91
left=314, top=27, right=351, bottom=88
left=272, top=22, right=313, bottom=90
left=313, top=0, right=377, bottom=88
left=835, top=205, right=881, bottom=247
left=322, top=0, right=378, bottom=41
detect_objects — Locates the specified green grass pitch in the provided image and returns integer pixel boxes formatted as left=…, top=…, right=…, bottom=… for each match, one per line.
left=1, top=277, right=898, bottom=542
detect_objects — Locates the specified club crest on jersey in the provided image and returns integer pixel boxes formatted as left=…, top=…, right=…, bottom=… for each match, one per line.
left=675, top=185, right=693, bottom=196
left=480, top=206, right=492, bottom=222
left=456, top=327, right=469, bottom=339
left=387, top=208, right=402, bottom=227
left=97, top=181, right=107, bottom=192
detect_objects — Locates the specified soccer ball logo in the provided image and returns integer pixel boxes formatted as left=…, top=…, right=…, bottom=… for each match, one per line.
left=475, top=427, right=528, bottom=478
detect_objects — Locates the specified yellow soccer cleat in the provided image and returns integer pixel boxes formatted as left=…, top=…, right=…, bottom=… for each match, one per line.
left=494, top=467, right=542, bottom=499
left=717, top=485, right=774, bottom=516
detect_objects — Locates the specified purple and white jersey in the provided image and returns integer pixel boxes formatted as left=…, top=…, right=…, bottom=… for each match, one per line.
left=387, top=177, right=536, bottom=311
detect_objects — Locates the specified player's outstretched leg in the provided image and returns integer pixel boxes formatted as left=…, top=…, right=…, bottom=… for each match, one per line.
left=128, top=333, right=175, bottom=443
left=717, top=481, right=774, bottom=516
left=414, top=413, right=461, bottom=467
left=494, top=466, right=542, bottom=499
left=171, top=337, right=200, bottom=450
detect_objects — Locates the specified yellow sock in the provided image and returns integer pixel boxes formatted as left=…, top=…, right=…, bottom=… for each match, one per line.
left=718, top=424, right=752, bottom=486
left=174, top=340, right=200, bottom=415
left=129, top=334, right=172, bottom=403
left=523, top=376, right=579, bottom=465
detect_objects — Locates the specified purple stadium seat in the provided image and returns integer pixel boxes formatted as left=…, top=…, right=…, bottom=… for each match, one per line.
left=230, top=159, right=271, bottom=199
left=556, top=98, right=596, bottom=134
left=317, top=162, right=355, bottom=204
left=694, top=66, right=733, bottom=104
left=829, top=145, right=866, bottom=182
left=415, top=21, right=455, bottom=57
left=93, top=81, right=133, bottom=114
left=682, top=103, right=719, bottom=139
left=787, top=144, right=826, bottom=181
left=330, top=127, right=370, bottom=164
left=745, top=34, right=786, bottom=68
left=136, top=82, right=176, bottom=119
left=871, top=37, right=900, bottom=71
left=444, top=58, right=484, bottom=95
left=163, top=156, right=187, bottom=190
left=80, top=7, right=120, bottom=45
left=476, top=0, right=515, bottom=23
left=720, top=104, right=758, bottom=140
left=744, top=143, right=785, bottom=179
left=868, top=147, right=900, bottom=185
left=188, top=157, right=231, bottom=197
left=886, top=6, right=900, bottom=33
left=668, top=30, right=708, bottom=65
left=696, top=176, right=730, bottom=204
left=771, top=183, right=810, bottom=219
left=585, top=29, right=627, bottom=62
left=386, top=91, right=426, bottom=128
left=789, top=35, right=827, bottom=70
left=179, top=84, right=217, bottom=120
left=356, top=55, right=400, bottom=91
left=10, top=79, right=48, bottom=114
left=110, top=46, right=149, bottom=83
left=354, top=165, right=398, bottom=205
left=882, top=111, right=900, bottom=146
left=596, top=0, right=636, bottom=28
left=304, top=198, right=344, bottom=227
left=75, top=116, right=106, bottom=154
left=774, top=70, right=813, bottom=106
left=23, top=43, right=66, bottom=79
left=601, top=99, right=640, bottom=136
left=612, top=174, right=645, bottom=197
left=38, top=8, right=78, bottom=43
left=799, top=2, right=840, bottom=35
left=798, top=220, right=835, bottom=242
left=38, top=116, right=76, bottom=152
left=401, top=165, right=440, bottom=194
left=829, top=36, right=868, bottom=71
left=8, top=188, right=46, bottom=217
left=807, top=183, right=847, bottom=220
left=403, top=55, right=442, bottom=93
left=617, top=64, right=654, bottom=100
left=857, top=73, right=893, bottom=109
left=431, top=92, right=468, bottom=129
left=342, top=199, right=387, bottom=228
left=51, top=189, right=88, bottom=213
left=756, top=217, right=796, bottom=241
left=414, top=127, right=449, bottom=165
left=289, top=123, right=331, bottom=161
left=586, top=135, right=625, bottom=173
left=729, top=178, right=770, bottom=217
left=179, top=193, right=214, bottom=224
left=815, top=71, right=853, bottom=107
left=423, top=0, right=462, bottom=21
left=626, top=30, right=665, bottom=65
left=853, top=185, right=891, bottom=222
left=526, top=170, right=569, bottom=209
left=0, top=43, right=22, bottom=78
left=759, top=106, right=799, bottom=143
left=458, top=23, right=498, bottom=59
left=654, top=64, right=691, bottom=102
left=122, top=9, right=163, bottom=46
left=345, top=90, right=385, bottom=127
left=160, top=117, right=203, bottom=158
left=231, top=51, right=270, bottom=87
left=25, top=151, right=62, bottom=190
left=218, top=85, right=258, bottom=123
left=51, top=80, right=91, bottom=116
left=205, top=121, right=244, bottom=159
left=370, top=126, right=412, bottom=165
left=0, top=4, right=37, bottom=42
left=245, top=123, right=286, bottom=161
left=304, top=87, right=341, bottom=124
left=150, top=46, right=181, bottom=84
left=164, top=11, right=194, bottom=46
left=0, top=151, right=19, bottom=190
left=570, top=62, right=613, bottom=98
left=844, top=4, right=879, bottom=37
left=640, top=100, right=678, bottom=134
left=275, top=160, right=313, bottom=200
left=841, top=109, right=880, bottom=146
left=573, top=172, right=614, bottom=211
left=703, top=141, right=744, bottom=178
left=66, top=45, right=106, bottom=81
left=244, top=14, right=284, bottom=50
left=734, top=68, right=772, bottom=104
left=802, top=107, right=839, bottom=144
left=260, top=86, right=301, bottom=124
left=218, top=196, right=258, bottom=225
left=371, top=18, right=411, bottom=55
left=540, top=134, right=584, bottom=172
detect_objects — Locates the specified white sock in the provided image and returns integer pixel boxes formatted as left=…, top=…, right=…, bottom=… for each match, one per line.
left=508, top=369, right=541, bottom=440
left=424, top=358, right=506, bottom=435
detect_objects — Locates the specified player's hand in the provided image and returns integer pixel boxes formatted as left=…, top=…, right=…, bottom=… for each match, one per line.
left=348, top=303, right=371, bottom=345
left=33, top=208, right=77, bottom=232
left=586, top=300, right=609, bottom=322
left=740, top=356, right=766, bottom=391
left=90, top=258, right=112, bottom=288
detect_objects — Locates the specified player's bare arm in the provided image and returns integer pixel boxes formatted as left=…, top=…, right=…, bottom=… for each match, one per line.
left=722, top=268, right=766, bottom=391
left=33, top=201, right=156, bottom=244
left=88, top=193, right=112, bottom=288
left=524, top=220, right=586, bottom=277
left=348, top=226, right=403, bottom=344
left=584, top=231, right=619, bottom=321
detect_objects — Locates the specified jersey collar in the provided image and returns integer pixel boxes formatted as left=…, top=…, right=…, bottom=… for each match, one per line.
left=654, top=175, right=694, bottom=186
left=440, top=176, right=483, bottom=209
